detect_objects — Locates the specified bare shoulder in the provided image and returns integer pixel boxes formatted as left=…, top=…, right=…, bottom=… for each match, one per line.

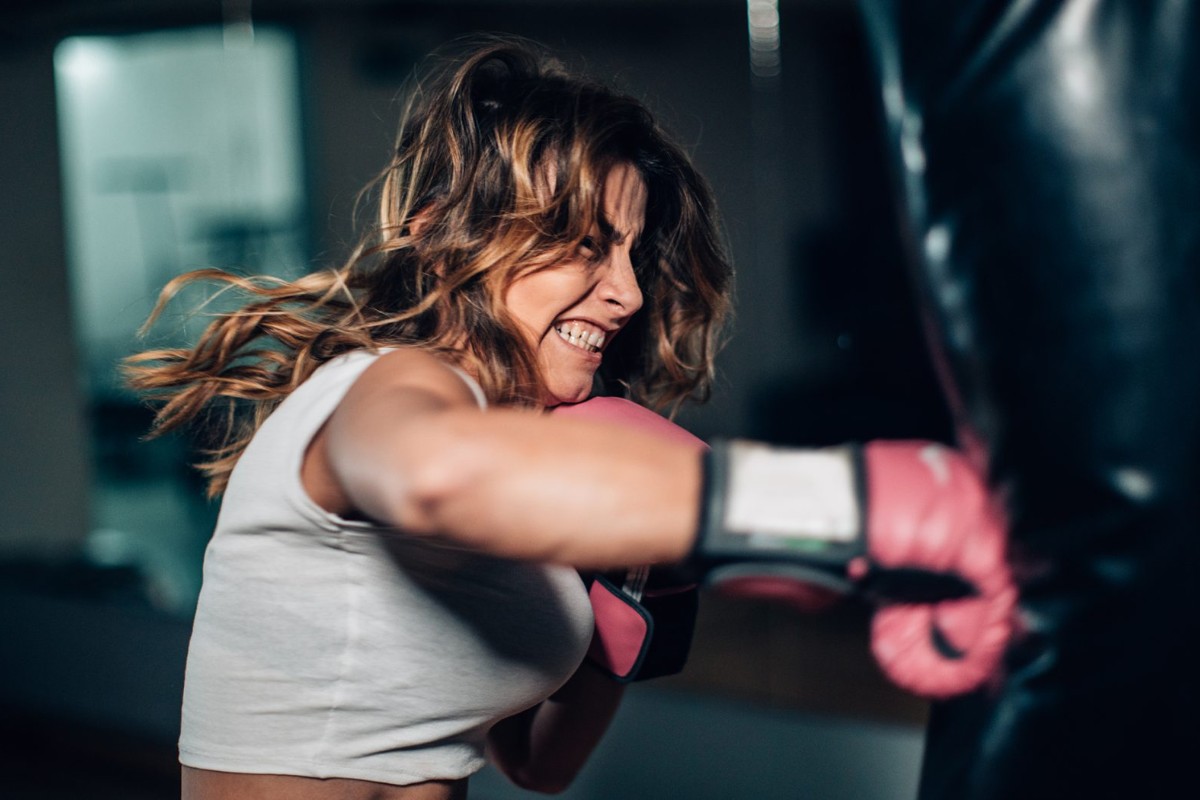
left=305, top=347, right=480, bottom=517
left=346, top=347, right=482, bottom=411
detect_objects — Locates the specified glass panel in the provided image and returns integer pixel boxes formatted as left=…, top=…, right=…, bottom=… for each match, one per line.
left=54, top=26, right=307, bottom=615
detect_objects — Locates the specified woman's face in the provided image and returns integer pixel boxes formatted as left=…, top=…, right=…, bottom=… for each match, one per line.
left=504, top=162, right=648, bottom=407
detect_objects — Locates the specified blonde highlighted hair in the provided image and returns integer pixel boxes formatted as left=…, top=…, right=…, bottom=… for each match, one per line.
left=126, top=36, right=733, bottom=497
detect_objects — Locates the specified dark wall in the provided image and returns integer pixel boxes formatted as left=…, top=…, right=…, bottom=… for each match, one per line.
left=0, top=36, right=92, bottom=560
left=288, top=1, right=949, bottom=445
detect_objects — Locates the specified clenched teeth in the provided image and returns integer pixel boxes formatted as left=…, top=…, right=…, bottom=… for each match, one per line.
left=555, top=321, right=606, bottom=353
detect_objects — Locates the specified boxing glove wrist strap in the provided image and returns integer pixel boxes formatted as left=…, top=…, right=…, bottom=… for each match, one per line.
left=696, top=439, right=868, bottom=568
left=584, top=570, right=699, bottom=683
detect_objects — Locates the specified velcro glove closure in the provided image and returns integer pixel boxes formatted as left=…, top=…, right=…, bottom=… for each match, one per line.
left=585, top=573, right=698, bottom=683
left=696, top=439, right=867, bottom=573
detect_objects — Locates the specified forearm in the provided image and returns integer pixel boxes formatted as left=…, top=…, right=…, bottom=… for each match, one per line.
left=486, top=664, right=625, bottom=793
left=333, top=406, right=701, bottom=569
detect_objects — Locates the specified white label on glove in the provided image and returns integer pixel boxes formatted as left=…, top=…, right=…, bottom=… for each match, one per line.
left=723, top=442, right=860, bottom=543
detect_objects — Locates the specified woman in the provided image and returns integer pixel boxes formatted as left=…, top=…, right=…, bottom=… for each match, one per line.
left=127, top=37, right=732, bottom=799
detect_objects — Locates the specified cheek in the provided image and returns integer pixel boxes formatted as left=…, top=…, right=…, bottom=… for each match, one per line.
left=501, top=289, right=541, bottom=338
left=507, top=275, right=588, bottom=331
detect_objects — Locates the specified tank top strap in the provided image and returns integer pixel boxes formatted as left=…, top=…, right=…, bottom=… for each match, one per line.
left=444, top=363, right=487, bottom=410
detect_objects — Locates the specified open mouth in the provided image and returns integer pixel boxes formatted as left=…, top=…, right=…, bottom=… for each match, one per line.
left=554, top=320, right=607, bottom=353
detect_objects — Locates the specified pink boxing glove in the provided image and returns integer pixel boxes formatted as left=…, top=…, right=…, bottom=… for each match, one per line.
left=858, top=442, right=1015, bottom=698
left=694, top=439, right=1016, bottom=699
left=551, top=396, right=707, bottom=449
left=552, top=396, right=705, bottom=682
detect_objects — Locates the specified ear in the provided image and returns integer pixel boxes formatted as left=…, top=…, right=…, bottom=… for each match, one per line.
left=405, top=204, right=454, bottom=281
left=407, top=204, right=435, bottom=237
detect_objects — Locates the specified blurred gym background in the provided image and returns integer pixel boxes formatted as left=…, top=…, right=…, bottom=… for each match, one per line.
left=0, top=1, right=951, bottom=797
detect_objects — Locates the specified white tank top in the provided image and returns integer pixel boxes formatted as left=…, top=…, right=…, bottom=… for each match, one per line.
left=178, top=349, right=594, bottom=784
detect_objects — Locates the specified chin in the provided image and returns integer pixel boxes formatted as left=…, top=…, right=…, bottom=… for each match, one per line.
left=545, top=383, right=593, bottom=407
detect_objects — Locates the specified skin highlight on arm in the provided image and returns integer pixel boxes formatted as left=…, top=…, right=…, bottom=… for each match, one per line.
left=315, top=349, right=701, bottom=570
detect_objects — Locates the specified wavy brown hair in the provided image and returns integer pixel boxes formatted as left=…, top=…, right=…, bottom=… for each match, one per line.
left=125, top=36, right=733, bottom=497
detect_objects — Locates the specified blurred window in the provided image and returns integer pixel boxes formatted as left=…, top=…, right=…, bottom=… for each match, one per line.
left=54, top=26, right=307, bottom=614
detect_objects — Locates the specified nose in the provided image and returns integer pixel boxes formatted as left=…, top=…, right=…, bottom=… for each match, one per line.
left=598, top=249, right=644, bottom=317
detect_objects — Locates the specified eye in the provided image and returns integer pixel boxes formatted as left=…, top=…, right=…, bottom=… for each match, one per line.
left=576, top=236, right=602, bottom=262
left=631, top=241, right=654, bottom=279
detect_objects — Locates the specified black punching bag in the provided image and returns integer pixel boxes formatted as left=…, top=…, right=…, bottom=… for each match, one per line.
left=858, top=1, right=1200, bottom=798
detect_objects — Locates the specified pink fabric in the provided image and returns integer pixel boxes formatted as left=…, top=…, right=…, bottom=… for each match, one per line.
left=586, top=581, right=648, bottom=679
left=552, top=397, right=708, bottom=451
left=864, top=441, right=1016, bottom=698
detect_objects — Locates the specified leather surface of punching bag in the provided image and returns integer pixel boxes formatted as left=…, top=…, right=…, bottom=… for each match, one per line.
left=858, top=1, right=1200, bottom=798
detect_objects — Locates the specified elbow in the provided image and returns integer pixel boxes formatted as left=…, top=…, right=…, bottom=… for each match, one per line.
left=494, top=748, right=582, bottom=795
left=385, top=436, right=483, bottom=534
left=525, top=779, right=574, bottom=796
left=503, top=766, right=577, bottom=795
left=339, top=417, right=490, bottom=535
left=389, top=455, right=462, bottom=533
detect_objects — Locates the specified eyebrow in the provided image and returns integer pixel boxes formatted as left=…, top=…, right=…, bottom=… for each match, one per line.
left=595, top=211, right=645, bottom=249
left=605, top=226, right=644, bottom=248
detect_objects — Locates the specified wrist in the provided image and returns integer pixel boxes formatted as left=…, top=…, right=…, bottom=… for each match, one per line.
left=696, top=439, right=867, bottom=565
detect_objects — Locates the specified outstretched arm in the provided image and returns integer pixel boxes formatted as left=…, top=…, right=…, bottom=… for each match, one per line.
left=317, top=348, right=700, bottom=569
left=316, top=349, right=1013, bottom=699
